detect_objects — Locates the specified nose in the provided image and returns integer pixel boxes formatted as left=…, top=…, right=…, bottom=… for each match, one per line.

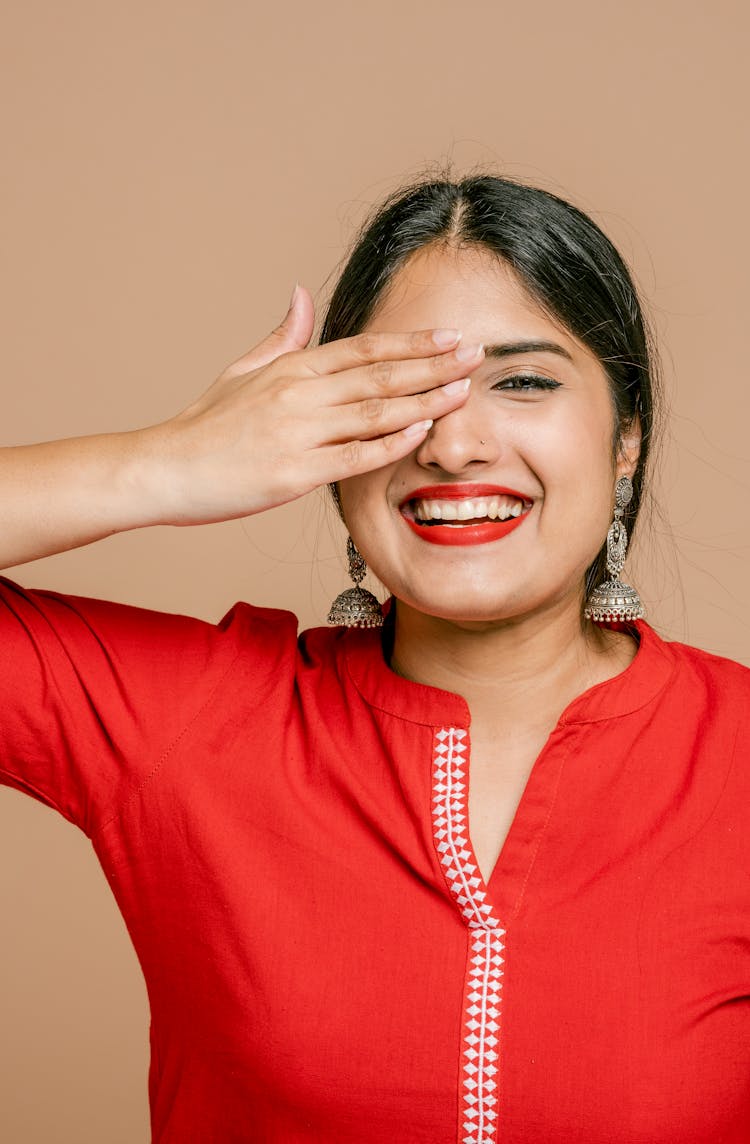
left=414, top=390, right=500, bottom=475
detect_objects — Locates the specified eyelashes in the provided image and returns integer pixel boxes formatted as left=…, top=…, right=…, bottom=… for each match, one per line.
left=491, top=373, right=562, bottom=392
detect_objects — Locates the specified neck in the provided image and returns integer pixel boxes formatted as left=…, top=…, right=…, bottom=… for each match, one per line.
left=389, top=596, right=637, bottom=731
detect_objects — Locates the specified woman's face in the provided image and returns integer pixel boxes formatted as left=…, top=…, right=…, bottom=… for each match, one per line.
left=337, top=244, right=640, bottom=628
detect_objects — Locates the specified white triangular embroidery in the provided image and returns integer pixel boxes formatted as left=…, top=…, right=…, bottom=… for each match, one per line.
left=431, top=727, right=504, bottom=1144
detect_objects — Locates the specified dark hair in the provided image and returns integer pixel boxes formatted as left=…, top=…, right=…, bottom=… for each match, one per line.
left=319, top=171, right=660, bottom=603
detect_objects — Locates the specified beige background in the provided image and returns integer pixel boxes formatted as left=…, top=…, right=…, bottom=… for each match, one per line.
left=1, top=1, right=748, bottom=1139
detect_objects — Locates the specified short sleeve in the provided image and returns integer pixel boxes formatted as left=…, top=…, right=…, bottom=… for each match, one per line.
left=0, top=576, right=298, bottom=835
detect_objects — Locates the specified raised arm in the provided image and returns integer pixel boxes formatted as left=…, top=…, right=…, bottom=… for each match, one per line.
left=1, top=284, right=480, bottom=569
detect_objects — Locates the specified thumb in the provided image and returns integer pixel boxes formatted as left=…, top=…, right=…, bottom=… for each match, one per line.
left=221, top=283, right=316, bottom=379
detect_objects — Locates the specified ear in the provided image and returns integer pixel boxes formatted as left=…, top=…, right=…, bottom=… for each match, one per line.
left=616, top=411, right=642, bottom=480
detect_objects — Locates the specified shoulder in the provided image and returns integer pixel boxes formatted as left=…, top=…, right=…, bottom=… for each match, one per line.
left=656, top=628, right=750, bottom=698
left=0, top=575, right=305, bottom=687
left=646, top=625, right=750, bottom=755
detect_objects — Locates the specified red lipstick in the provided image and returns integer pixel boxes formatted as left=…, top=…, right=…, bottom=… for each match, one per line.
left=399, top=483, right=533, bottom=547
left=401, top=483, right=531, bottom=503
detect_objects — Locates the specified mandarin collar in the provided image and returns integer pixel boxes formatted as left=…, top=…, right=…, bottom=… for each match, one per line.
left=341, top=615, right=675, bottom=729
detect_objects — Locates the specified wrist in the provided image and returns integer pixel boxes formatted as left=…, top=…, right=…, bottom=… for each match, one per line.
left=116, top=423, right=191, bottom=528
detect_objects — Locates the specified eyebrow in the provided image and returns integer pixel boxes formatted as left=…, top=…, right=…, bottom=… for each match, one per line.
left=483, top=340, right=574, bottom=362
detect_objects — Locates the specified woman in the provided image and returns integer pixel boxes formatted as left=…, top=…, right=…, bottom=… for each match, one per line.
left=1, top=174, right=748, bottom=1143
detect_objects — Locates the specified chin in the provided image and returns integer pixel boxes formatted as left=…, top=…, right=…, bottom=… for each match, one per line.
left=388, top=573, right=586, bottom=629
left=392, top=585, right=537, bottom=626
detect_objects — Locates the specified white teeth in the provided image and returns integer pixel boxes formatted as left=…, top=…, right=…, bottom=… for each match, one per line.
left=457, top=500, right=487, bottom=520
left=412, top=494, right=528, bottom=522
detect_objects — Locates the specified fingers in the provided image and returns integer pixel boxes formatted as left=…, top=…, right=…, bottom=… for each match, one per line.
left=219, top=283, right=316, bottom=381
left=310, top=338, right=485, bottom=407
left=305, top=369, right=474, bottom=487
left=311, top=420, right=438, bottom=486
left=324, top=377, right=472, bottom=444
left=298, top=327, right=465, bottom=379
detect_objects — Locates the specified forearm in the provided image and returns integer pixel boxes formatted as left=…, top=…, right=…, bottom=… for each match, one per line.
left=0, top=426, right=176, bottom=568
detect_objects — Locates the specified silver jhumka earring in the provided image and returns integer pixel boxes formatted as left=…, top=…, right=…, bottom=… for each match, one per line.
left=327, top=536, right=384, bottom=628
left=584, top=475, right=645, bottom=624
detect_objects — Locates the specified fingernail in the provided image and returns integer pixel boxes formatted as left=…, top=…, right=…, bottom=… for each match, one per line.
left=403, top=419, right=433, bottom=438
left=455, top=341, right=484, bottom=362
left=288, top=282, right=300, bottom=311
left=442, top=377, right=471, bottom=396
left=432, top=328, right=461, bottom=348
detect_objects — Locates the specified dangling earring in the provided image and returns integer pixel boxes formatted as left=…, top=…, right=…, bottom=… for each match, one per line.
left=327, top=536, right=384, bottom=628
left=584, top=475, right=645, bottom=624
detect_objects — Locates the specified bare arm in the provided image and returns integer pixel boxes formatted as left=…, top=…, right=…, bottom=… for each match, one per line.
left=0, top=428, right=177, bottom=567
left=1, top=284, right=480, bottom=570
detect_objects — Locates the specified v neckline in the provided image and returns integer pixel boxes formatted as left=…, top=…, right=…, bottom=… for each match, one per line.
left=429, top=717, right=572, bottom=925
left=342, top=615, right=676, bottom=922
left=480, top=716, right=573, bottom=918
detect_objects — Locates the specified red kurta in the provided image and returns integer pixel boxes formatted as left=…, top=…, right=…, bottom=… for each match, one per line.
left=1, top=577, right=748, bottom=1143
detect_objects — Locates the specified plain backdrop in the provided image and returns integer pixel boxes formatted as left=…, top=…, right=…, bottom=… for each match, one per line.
left=1, top=1, right=748, bottom=1139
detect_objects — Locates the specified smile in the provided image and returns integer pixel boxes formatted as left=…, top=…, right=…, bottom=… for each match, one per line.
left=399, top=484, right=533, bottom=547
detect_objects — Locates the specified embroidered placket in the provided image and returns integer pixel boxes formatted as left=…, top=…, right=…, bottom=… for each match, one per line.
left=432, top=727, right=506, bottom=1144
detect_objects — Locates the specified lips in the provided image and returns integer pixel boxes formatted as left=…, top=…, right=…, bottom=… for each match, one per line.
left=399, top=483, right=533, bottom=547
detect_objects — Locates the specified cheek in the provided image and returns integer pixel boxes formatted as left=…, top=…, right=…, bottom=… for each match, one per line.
left=336, top=471, right=394, bottom=544
left=337, top=474, right=374, bottom=519
left=525, top=407, right=614, bottom=481
left=528, top=406, right=617, bottom=539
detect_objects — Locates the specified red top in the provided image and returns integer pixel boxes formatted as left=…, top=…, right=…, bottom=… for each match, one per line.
left=1, top=576, right=748, bottom=1144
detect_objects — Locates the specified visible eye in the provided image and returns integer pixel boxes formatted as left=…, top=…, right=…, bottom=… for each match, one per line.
left=492, top=373, right=562, bottom=392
